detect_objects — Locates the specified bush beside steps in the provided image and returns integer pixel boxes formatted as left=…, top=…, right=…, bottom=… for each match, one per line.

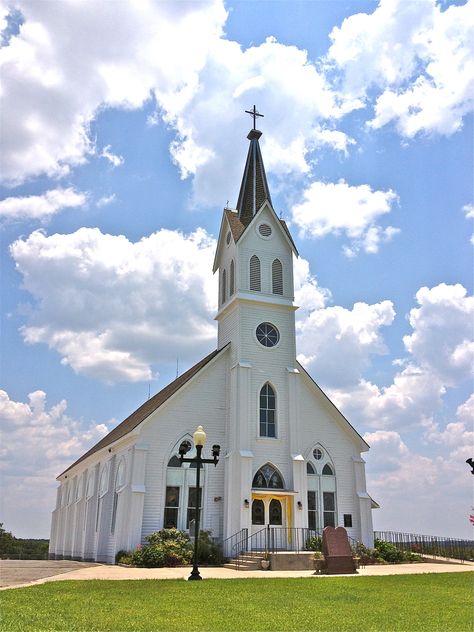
left=116, top=528, right=223, bottom=568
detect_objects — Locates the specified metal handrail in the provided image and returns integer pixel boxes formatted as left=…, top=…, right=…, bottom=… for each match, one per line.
left=228, top=526, right=325, bottom=568
left=374, top=530, right=474, bottom=562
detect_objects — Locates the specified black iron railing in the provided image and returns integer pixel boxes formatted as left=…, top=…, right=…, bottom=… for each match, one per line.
left=227, top=526, right=325, bottom=568
left=374, top=530, right=474, bottom=562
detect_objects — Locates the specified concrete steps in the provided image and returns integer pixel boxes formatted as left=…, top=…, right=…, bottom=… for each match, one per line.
left=224, top=553, right=266, bottom=571
left=224, top=551, right=316, bottom=571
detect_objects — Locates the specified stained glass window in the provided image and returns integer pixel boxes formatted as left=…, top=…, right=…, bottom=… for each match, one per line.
left=252, top=464, right=284, bottom=489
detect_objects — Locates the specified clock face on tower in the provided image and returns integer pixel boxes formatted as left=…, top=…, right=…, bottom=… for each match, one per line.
left=256, top=322, right=280, bottom=347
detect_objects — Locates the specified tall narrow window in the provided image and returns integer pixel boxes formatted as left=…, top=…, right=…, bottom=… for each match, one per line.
left=187, top=487, right=202, bottom=529
left=230, top=260, right=235, bottom=296
left=307, top=491, right=319, bottom=530
left=272, top=259, right=283, bottom=295
left=221, top=269, right=226, bottom=304
left=323, top=492, right=336, bottom=527
left=259, top=383, right=276, bottom=437
left=164, top=486, right=180, bottom=529
left=249, top=255, right=261, bottom=291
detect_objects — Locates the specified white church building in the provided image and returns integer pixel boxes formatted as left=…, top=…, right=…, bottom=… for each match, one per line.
left=49, top=120, right=376, bottom=564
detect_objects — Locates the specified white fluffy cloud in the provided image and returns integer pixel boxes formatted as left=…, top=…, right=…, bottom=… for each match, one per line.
left=0, top=389, right=109, bottom=537
left=10, top=227, right=217, bottom=382
left=297, top=300, right=395, bottom=388
left=403, top=283, right=474, bottom=385
left=0, top=187, right=86, bottom=220
left=330, top=366, right=446, bottom=431
left=0, top=1, right=356, bottom=207
left=327, top=283, right=473, bottom=431
left=364, top=407, right=473, bottom=537
left=0, top=0, right=227, bottom=185
left=291, top=180, right=399, bottom=255
left=327, top=0, right=474, bottom=137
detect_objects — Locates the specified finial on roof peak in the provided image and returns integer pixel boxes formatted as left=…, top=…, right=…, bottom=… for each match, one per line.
left=245, top=105, right=264, bottom=131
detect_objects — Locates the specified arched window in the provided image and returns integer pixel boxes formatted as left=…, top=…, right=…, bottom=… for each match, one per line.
left=259, top=383, right=276, bottom=437
left=163, top=438, right=204, bottom=531
left=230, top=260, right=235, bottom=296
left=252, top=464, right=284, bottom=489
left=252, top=499, right=265, bottom=525
left=96, top=464, right=109, bottom=532
left=221, top=269, right=226, bottom=304
left=84, top=470, right=95, bottom=531
left=249, top=255, right=261, bottom=291
left=307, top=448, right=337, bottom=531
left=272, top=259, right=283, bottom=295
left=111, top=458, right=126, bottom=534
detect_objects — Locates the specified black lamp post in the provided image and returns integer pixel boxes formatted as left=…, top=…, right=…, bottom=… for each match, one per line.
left=179, top=425, right=220, bottom=581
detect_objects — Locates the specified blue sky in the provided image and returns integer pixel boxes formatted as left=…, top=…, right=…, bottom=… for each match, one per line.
left=0, top=0, right=472, bottom=539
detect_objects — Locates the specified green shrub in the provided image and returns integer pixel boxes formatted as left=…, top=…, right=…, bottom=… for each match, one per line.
left=115, top=550, right=133, bottom=565
left=131, top=529, right=193, bottom=568
left=197, top=530, right=223, bottom=565
left=305, top=536, right=322, bottom=551
left=374, top=539, right=422, bottom=563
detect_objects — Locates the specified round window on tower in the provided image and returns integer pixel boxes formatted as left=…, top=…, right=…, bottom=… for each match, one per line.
left=256, top=322, right=280, bottom=348
left=258, top=223, right=272, bottom=238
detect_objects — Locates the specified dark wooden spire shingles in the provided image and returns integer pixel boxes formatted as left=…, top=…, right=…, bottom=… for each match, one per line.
left=236, top=129, right=273, bottom=226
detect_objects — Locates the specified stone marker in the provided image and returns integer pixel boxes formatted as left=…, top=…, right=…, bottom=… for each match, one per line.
left=322, top=526, right=357, bottom=574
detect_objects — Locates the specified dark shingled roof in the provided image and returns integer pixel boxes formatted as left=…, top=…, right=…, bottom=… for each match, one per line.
left=58, top=346, right=228, bottom=478
left=236, top=129, right=273, bottom=226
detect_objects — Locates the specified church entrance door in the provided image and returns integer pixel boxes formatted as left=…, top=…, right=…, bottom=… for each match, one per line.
left=251, top=495, right=291, bottom=550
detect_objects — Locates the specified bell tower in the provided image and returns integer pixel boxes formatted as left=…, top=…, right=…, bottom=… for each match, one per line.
left=214, top=109, right=303, bottom=540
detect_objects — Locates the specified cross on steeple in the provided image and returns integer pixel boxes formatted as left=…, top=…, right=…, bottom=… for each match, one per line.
left=245, top=105, right=264, bottom=130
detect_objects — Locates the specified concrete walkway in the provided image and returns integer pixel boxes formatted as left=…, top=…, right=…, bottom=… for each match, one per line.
left=1, top=558, right=472, bottom=590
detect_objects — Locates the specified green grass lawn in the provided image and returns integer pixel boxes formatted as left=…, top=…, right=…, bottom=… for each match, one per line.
left=1, top=573, right=472, bottom=632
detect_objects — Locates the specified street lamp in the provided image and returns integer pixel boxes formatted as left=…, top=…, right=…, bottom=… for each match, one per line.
left=179, top=425, right=220, bottom=581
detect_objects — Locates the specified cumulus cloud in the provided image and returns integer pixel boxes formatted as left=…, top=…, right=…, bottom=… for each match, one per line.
left=327, top=0, right=474, bottom=137
left=291, top=180, right=399, bottom=255
left=330, top=366, right=446, bottom=431
left=403, top=283, right=474, bottom=385
left=10, top=226, right=217, bottom=382
left=326, top=283, right=473, bottom=432
left=99, top=145, right=124, bottom=168
left=297, top=300, right=395, bottom=388
left=364, top=423, right=473, bottom=536
left=463, top=203, right=474, bottom=219
left=96, top=194, right=116, bottom=208
left=0, top=0, right=227, bottom=185
left=0, top=389, right=109, bottom=537
left=0, top=0, right=357, bottom=207
left=0, top=187, right=86, bottom=220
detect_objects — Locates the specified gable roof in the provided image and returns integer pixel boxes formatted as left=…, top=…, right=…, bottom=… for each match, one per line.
left=58, top=345, right=229, bottom=478
left=296, top=360, right=369, bottom=451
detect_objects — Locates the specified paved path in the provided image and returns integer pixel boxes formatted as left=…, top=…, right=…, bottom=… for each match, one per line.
left=0, top=560, right=101, bottom=588
left=1, top=558, right=472, bottom=590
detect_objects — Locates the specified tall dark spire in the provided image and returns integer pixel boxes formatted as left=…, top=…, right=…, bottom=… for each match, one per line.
left=236, top=110, right=273, bottom=226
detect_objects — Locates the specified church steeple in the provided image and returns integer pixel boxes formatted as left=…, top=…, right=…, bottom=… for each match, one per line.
left=236, top=106, right=273, bottom=226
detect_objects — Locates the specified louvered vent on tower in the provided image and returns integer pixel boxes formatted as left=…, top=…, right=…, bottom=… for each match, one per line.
left=230, top=260, right=235, bottom=295
left=221, top=269, right=226, bottom=304
left=249, top=255, right=261, bottom=291
left=272, top=258, right=283, bottom=295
